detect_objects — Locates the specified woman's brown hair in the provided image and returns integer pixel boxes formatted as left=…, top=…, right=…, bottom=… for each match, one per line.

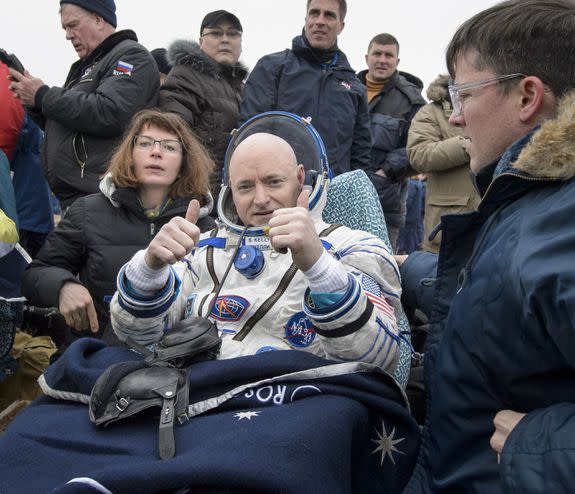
left=107, top=109, right=215, bottom=201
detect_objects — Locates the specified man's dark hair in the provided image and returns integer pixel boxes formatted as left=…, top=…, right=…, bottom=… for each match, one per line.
left=306, top=0, right=347, bottom=20
left=368, top=33, right=399, bottom=53
left=446, top=0, right=575, bottom=97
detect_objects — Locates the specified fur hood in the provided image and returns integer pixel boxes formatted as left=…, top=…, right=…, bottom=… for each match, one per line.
left=513, top=89, right=575, bottom=180
left=167, top=39, right=248, bottom=81
left=426, top=74, right=450, bottom=103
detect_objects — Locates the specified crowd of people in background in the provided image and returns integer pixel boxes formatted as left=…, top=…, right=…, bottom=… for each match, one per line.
left=1, top=0, right=575, bottom=492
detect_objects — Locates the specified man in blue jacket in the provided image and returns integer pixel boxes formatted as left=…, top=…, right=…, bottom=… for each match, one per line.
left=238, top=0, right=372, bottom=176
left=399, top=0, right=575, bottom=492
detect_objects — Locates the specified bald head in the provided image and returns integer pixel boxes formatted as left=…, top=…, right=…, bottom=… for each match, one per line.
left=229, top=133, right=298, bottom=177
left=228, top=132, right=305, bottom=226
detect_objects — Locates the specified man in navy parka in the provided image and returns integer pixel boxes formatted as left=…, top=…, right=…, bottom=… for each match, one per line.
left=238, top=0, right=372, bottom=177
left=400, top=0, right=575, bottom=492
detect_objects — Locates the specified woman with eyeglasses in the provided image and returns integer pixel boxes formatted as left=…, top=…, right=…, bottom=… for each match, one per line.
left=21, top=109, right=215, bottom=347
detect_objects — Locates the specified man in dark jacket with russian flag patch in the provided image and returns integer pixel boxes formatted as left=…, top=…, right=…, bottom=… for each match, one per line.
left=8, top=0, right=159, bottom=210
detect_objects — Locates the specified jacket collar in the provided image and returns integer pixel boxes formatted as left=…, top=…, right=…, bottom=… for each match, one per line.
left=291, top=35, right=352, bottom=71
left=357, top=69, right=397, bottom=87
left=167, top=39, right=248, bottom=81
left=98, top=173, right=214, bottom=220
left=65, top=30, right=138, bottom=85
left=503, top=89, right=575, bottom=180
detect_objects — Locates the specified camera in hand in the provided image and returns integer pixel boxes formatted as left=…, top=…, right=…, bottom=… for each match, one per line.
left=0, top=49, right=25, bottom=74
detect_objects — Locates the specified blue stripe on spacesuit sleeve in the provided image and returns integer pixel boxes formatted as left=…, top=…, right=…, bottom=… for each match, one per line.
left=336, top=316, right=399, bottom=366
left=335, top=325, right=387, bottom=364
left=304, top=275, right=363, bottom=323
left=117, top=266, right=181, bottom=319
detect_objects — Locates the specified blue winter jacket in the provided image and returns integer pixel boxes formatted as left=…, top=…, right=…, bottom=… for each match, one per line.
left=238, top=35, right=372, bottom=177
left=402, top=91, right=575, bottom=493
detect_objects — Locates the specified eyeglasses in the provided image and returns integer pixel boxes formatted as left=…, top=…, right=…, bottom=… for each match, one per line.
left=133, top=135, right=183, bottom=154
left=448, top=73, right=526, bottom=116
left=201, top=29, right=242, bottom=40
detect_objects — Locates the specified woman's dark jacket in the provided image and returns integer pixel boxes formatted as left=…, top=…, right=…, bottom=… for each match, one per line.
left=21, top=178, right=214, bottom=344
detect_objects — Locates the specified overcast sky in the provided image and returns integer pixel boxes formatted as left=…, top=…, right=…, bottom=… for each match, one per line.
left=5, top=1, right=500, bottom=95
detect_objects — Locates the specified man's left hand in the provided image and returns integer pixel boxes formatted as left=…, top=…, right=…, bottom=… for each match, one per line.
left=490, top=410, right=526, bottom=461
left=8, top=68, right=45, bottom=107
left=268, top=188, right=324, bottom=271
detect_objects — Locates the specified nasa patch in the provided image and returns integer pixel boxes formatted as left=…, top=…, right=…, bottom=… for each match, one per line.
left=284, top=312, right=316, bottom=348
left=210, top=295, right=250, bottom=322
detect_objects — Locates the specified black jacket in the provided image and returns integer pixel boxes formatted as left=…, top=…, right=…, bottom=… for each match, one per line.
left=239, top=35, right=372, bottom=177
left=357, top=70, right=425, bottom=229
left=159, top=40, right=247, bottom=194
left=21, top=180, right=215, bottom=344
left=29, top=31, right=159, bottom=209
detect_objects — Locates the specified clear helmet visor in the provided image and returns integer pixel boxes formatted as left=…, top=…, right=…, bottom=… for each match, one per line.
left=217, top=111, right=330, bottom=236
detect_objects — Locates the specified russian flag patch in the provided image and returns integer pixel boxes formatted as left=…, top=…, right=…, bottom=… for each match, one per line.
left=113, top=60, right=134, bottom=76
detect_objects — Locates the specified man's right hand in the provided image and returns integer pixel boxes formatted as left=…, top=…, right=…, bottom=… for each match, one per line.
left=144, top=199, right=201, bottom=270
left=8, top=68, right=44, bottom=107
left=58, top=281, right=99, bottom=332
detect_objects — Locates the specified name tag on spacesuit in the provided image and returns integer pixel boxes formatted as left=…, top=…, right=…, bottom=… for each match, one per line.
left=244, top=236, right=272, bottom=250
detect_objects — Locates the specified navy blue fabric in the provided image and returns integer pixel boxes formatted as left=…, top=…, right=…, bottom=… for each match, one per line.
left=0, top=339, right=419, bottom=494
left=0, top=247, right=29, bottom=300
left=399, top=250, right=437, bottom=321
left=500, top=403, right=575, bottom=493
left=397, top=179, right=425, bottom=254
left=239, top=36, right=372, bottom=177
left=10, top=114, right=54, bottom=234
left=403, top=133, right=575, bottom=493
left=0, top=151, right=17, bottom=226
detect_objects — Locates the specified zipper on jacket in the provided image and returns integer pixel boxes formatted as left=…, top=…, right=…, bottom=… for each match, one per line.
left=150, top=223, right=155, bottom=236
left=315, top=70, right=330, bottom=127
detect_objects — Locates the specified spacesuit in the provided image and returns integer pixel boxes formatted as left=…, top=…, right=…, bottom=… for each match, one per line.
left=111, top=113, right=402, bottom=371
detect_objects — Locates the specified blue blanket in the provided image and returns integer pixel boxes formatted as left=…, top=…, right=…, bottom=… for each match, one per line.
left=0, top=339, right=419, bottom=493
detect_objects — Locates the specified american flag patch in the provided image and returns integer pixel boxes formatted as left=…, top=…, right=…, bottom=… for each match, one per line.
left=113, top=60, right=134, bottom=76
left=361, top=274, right=396, bottom=321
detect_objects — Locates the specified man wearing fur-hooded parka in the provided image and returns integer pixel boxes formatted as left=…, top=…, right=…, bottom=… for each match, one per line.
left=159, top=10, right=248, bottom=202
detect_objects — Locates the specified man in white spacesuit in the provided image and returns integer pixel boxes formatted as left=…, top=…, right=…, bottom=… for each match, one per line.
left=111, top=113, right=401, bottom=371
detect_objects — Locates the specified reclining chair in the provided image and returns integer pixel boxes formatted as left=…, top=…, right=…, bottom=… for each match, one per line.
left=324, top=169, right=412, bottom=388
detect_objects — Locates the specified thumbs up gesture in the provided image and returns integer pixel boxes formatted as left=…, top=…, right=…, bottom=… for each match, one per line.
left=144, top=199, right=202, bottom=270
left=267, top=187, right=324, bottom=271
